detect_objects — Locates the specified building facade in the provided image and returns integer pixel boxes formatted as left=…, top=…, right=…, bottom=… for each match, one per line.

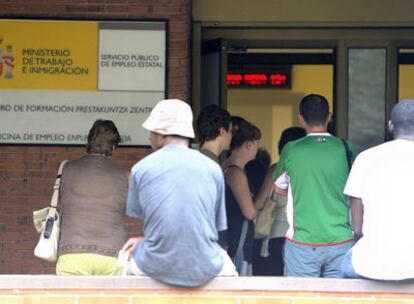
left=1, top=0, right=414, bottom=274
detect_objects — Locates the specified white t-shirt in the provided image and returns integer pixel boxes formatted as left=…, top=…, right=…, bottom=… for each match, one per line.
left=344, top=139, right=414, bottom=280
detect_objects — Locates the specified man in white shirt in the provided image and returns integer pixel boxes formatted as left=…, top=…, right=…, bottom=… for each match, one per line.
left=342, top=99, right=414, bottom=280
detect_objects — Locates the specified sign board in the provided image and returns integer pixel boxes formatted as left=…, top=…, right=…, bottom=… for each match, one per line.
left=0, top=20, right=167, bottom=145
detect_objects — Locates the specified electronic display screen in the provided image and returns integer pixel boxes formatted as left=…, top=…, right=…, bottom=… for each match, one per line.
left=227, top=69, right=291, bottom=88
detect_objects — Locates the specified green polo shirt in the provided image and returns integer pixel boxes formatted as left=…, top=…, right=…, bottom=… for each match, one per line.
left=273, top=133, right=354, bottom=245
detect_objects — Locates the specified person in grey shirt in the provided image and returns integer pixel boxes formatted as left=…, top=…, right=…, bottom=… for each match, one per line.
left=122, top=99, right=237, bottom=287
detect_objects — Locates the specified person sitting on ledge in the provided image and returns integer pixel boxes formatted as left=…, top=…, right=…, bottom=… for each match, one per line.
left=342, top=99, right=414, bottom=281
left=121, top=99, right=237, bottom=287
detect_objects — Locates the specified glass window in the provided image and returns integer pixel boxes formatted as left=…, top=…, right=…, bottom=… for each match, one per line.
left=348, top=48, right=386, bottom=152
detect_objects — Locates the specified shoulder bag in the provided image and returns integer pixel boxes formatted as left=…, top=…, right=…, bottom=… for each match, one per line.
left=33, top=160, right=67, bottom=263
left=254, top=188, right=277, bottom=239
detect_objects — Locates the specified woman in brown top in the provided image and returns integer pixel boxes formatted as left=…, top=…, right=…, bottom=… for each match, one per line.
left=56, top=119, right=129, bottom=275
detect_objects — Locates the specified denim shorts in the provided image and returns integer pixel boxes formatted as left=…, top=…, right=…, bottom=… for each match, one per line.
left=341, top=248, right=365, bottom=278
left=284, top=239, right=354, bottom=278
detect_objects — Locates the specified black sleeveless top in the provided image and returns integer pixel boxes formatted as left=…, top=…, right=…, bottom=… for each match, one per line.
left=224, top=165, right=255, bottom=264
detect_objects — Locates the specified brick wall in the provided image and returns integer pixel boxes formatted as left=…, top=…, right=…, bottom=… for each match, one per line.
left=1, top=276, right=414, bottom=304
left=4, top=289, right=414, bottom=304
left=0, top=0, right=192, bottom=274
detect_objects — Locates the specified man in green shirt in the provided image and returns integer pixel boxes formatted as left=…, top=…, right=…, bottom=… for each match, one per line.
left=273, top=94, right=355, bottom=278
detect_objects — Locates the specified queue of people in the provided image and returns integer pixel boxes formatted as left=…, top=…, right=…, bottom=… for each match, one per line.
left=54, top=95, right=414, bottom=286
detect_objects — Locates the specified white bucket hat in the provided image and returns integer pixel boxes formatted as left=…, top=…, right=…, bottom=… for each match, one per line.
left=142, top=99, right=195, bottom=138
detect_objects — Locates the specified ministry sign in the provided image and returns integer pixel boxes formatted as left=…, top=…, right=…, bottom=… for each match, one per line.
left=0, top=20, right=166, bottom=145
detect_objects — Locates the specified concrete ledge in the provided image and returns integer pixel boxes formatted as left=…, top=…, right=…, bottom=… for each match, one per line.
left=1, top=275, right=414, bottom=294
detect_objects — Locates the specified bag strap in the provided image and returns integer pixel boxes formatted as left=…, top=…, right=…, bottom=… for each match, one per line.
left=340, top=139, right=353, bottom=171
left=223, top=164, right=240, bottom=174
left=49, top=160, right=68, bottom=210
left=235, top=220, right=249, bottom=257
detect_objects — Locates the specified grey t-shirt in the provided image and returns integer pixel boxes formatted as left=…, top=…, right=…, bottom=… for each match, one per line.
left=127, top=145, right=227, bottom=287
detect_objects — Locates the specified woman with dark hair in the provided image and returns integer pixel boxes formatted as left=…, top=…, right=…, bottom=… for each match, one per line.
left=56, top=119, right=129, bottom=275
left=222, top=117, right=272, bottom=275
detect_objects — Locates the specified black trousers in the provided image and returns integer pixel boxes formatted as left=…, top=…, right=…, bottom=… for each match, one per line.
left=252, top=237, right=285, bottom=276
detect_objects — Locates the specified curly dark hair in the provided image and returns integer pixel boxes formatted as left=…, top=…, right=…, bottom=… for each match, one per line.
left=86, top=119, right=121, bottom=156
left=196, top=105, right=232, bottom=145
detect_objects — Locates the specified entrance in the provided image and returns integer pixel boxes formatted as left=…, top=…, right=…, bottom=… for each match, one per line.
left=200, top=43, right=335, bottom=161
left=195, top=28, right=414, bottom=153
left=226, top=49, right=334, bottom=161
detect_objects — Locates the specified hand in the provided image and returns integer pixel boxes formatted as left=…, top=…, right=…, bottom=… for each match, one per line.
left=274, top=186, right=288, bottom=196
left=353, top=231, right=363, bottom=241
left=121, top=236, right=144, bottom=259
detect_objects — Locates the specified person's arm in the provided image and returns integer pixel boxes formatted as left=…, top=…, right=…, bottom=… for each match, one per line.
left=126, top=169, right=144, bottom=218
left=274, top=171, right=289, bottom=196
left=253, top=164, right=276, bottom=210
left=121, top=236, right=144, bottom=259
left=349, top=196, right=363, bottom=241
left=272, top=145, right=289, bottom=196
left=274, top=186, right=288, bottom=196
left=225, top=166, right=258, bottom=220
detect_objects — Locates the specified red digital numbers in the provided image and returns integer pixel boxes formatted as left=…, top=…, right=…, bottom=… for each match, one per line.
left=270, top=73, right=287, bottom=86
left=227, top=71, right=290, bottom=87
left=227, top=74, right=243, bottom=86
left=244, top=73, right=267, bottom=85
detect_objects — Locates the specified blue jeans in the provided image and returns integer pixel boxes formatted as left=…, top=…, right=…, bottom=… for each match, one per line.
left=341, top=248, right=365, bottom=279
left=284, top=239, right=354, bottom=278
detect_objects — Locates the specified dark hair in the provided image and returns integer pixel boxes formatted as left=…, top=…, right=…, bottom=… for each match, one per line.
left=245, top=148, right=271, bottom=196
left=299, top=94, right=329, bottom=126
left=252, top=148, right=271, bottom=168
left=278, top=127, right=307, bottom=154
left=230, top=116, right=261, bottom=150
left=86, top=119, right=121, bottom=156
left=196, top=105, right=232, bottom=145
left=391, top=100, right=414, bottom=136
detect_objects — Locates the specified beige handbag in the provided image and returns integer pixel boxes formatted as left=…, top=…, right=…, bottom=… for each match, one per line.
left=33, top=160, right=67, bottom=263
left=254, top=190, right=277, bottom=239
